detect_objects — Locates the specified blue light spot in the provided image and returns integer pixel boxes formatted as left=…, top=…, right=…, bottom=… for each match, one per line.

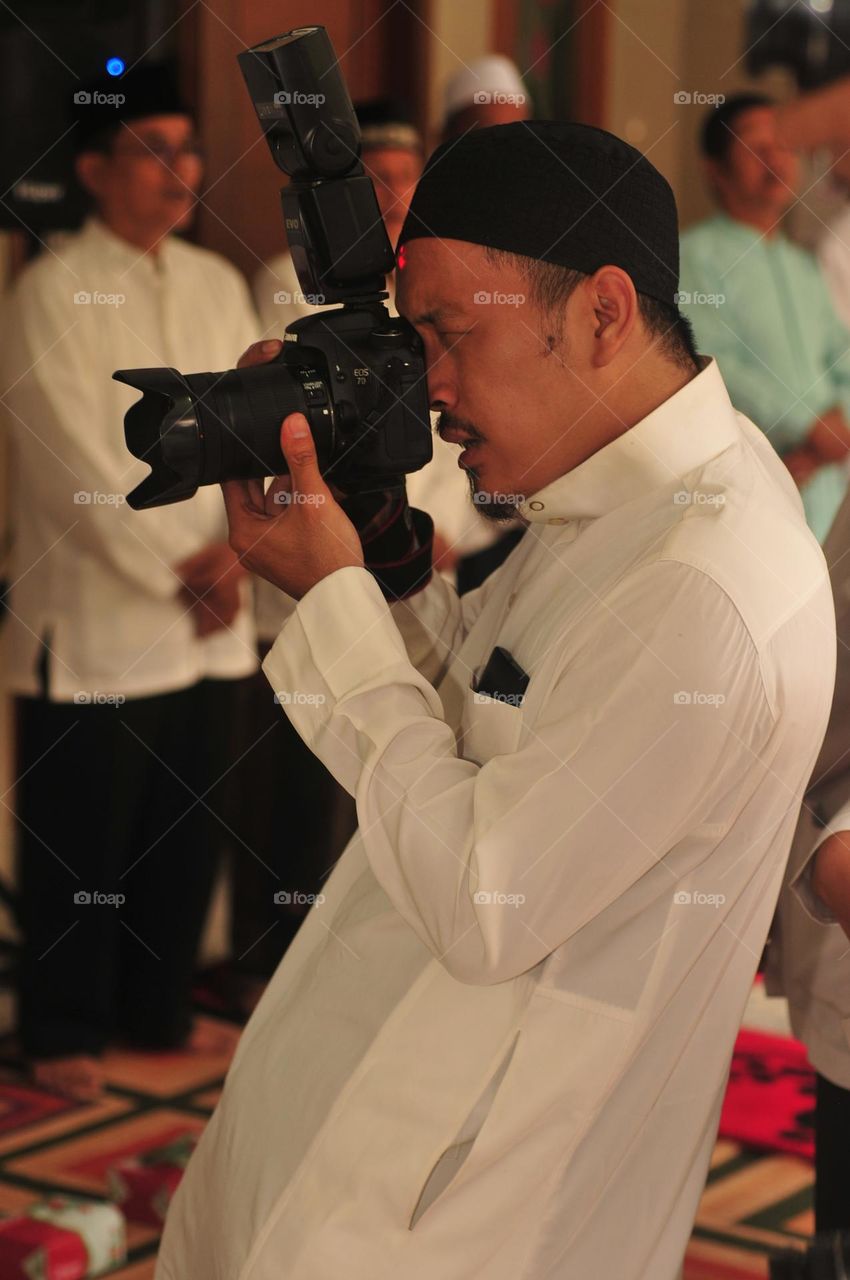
left=106, top=58, right=125, bottom=77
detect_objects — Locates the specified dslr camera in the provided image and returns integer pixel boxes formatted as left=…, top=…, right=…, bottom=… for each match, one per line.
left=114, top=25, right=432, bottom=510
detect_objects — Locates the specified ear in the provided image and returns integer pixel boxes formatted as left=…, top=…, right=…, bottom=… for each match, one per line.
left=589, top=266, right=638, bottom=367
left=75, top=151, right=106, bottom=200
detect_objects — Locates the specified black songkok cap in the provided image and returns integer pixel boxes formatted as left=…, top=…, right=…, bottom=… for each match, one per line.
left=398, top=120, right=679, bottom=304
left=72, top=62, right=191, bottom=154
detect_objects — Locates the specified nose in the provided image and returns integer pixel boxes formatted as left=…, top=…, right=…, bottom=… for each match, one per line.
left=426, top=368, right=458, bottom=416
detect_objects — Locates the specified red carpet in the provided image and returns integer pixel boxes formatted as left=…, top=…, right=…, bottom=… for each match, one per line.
left=719, top=1026, right=816, bottom=1160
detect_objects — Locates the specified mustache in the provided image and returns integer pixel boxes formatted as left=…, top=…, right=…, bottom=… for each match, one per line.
left=435, top=412, right=485, bottom=441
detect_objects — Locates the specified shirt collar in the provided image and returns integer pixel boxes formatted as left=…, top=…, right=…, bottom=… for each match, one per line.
left=517, top=358, right=740, bottom=525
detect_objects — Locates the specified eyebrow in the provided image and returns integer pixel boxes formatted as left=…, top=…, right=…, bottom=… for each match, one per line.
left=407, top=305, right=464, bottom=327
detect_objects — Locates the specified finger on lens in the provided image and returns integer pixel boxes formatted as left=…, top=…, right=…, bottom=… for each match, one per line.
left=236, top=339, right=282, bottom=370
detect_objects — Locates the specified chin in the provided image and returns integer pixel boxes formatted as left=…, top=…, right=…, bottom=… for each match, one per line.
left=467, top=474, right=522, bottom=523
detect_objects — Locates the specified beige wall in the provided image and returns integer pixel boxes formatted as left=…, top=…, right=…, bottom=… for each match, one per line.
left=606, top=0, right=795, bottom=230
left=425, top=0, right=494, bottom=136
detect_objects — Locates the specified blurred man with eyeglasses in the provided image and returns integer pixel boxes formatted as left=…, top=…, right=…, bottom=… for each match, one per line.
left=0, top=63, right=260, bottom=1100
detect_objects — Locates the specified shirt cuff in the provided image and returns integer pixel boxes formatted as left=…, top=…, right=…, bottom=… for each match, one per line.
left=261, top=564, right=440, bottom=794
left=262, top=561, right=415, bottom=690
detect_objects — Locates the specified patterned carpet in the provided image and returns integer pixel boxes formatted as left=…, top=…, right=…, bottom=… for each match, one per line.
left=0, top=1014, right=814, bottom=1278
left=0, top=1015, right=237, bottom=1277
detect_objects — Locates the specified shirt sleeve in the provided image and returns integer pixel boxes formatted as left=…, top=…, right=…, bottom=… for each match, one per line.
left=788, top=797, right=850, bottom=924
left=262, top=556, right=775, bottom=986
left=0, top=268, right=180, bottom=600
left=678, top=241, right=833, bottom=455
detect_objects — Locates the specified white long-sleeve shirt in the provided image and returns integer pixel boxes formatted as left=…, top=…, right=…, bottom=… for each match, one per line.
left=766, top=485, right=850, bottom=1088
left=157, top=358, right=835, bottom=1280
left=0, top=218, right=261, bottom=699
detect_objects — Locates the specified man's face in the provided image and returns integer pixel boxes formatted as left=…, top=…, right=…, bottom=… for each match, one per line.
left=396, top=238, right=598, bottom=511
left=361, top=145, right=423, bottom=247
left=78, top=114, right=202, bottom=238
left=710, top=106, right=799, bottom=219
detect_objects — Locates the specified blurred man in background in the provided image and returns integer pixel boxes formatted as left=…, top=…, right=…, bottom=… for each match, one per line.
left=679, top=94, right=850, bottom=543
left=0, top=64, right=259, bottom=1100
left=440, top=54, right=530, bottom=142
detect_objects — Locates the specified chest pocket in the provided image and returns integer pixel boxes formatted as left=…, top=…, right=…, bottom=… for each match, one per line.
left=460, top=684, right=524, bottom=766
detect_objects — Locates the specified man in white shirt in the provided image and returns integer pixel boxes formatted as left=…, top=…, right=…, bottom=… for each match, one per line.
left=440, top=54, right=530, bottom=142
left=0, top=65, right=259, bottom=1100
left=766, top=485, right=850, bottom=1231
left=157, top=122, right=835, bottom=1280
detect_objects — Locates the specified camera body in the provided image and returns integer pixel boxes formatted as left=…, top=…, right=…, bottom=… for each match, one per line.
left=115, top=25, right=432, bottom=510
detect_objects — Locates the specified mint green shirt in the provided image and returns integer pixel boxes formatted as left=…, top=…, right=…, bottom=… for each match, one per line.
left=679, top=213, right=850, bottom=542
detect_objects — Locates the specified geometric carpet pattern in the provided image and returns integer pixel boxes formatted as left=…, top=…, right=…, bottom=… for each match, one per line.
left=0, top=1015, right=814, bottom=1279
left=0, top=1015, right=237, bottom=1278
left=684, top=1139, right=812, bottom=1278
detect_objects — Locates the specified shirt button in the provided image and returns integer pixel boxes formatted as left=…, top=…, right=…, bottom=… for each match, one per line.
left=548, top=517, right=568, bottom=525
left=529, top=500, right=545, bottom=511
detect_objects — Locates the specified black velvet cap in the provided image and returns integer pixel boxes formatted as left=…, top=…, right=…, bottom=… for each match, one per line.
left=72, top=62, right=191, bottom=153
left=398, top=120, right=680, bottom=304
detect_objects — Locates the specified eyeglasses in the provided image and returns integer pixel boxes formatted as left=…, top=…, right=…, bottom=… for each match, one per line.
left=112, top=139, right=205, bottom=167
